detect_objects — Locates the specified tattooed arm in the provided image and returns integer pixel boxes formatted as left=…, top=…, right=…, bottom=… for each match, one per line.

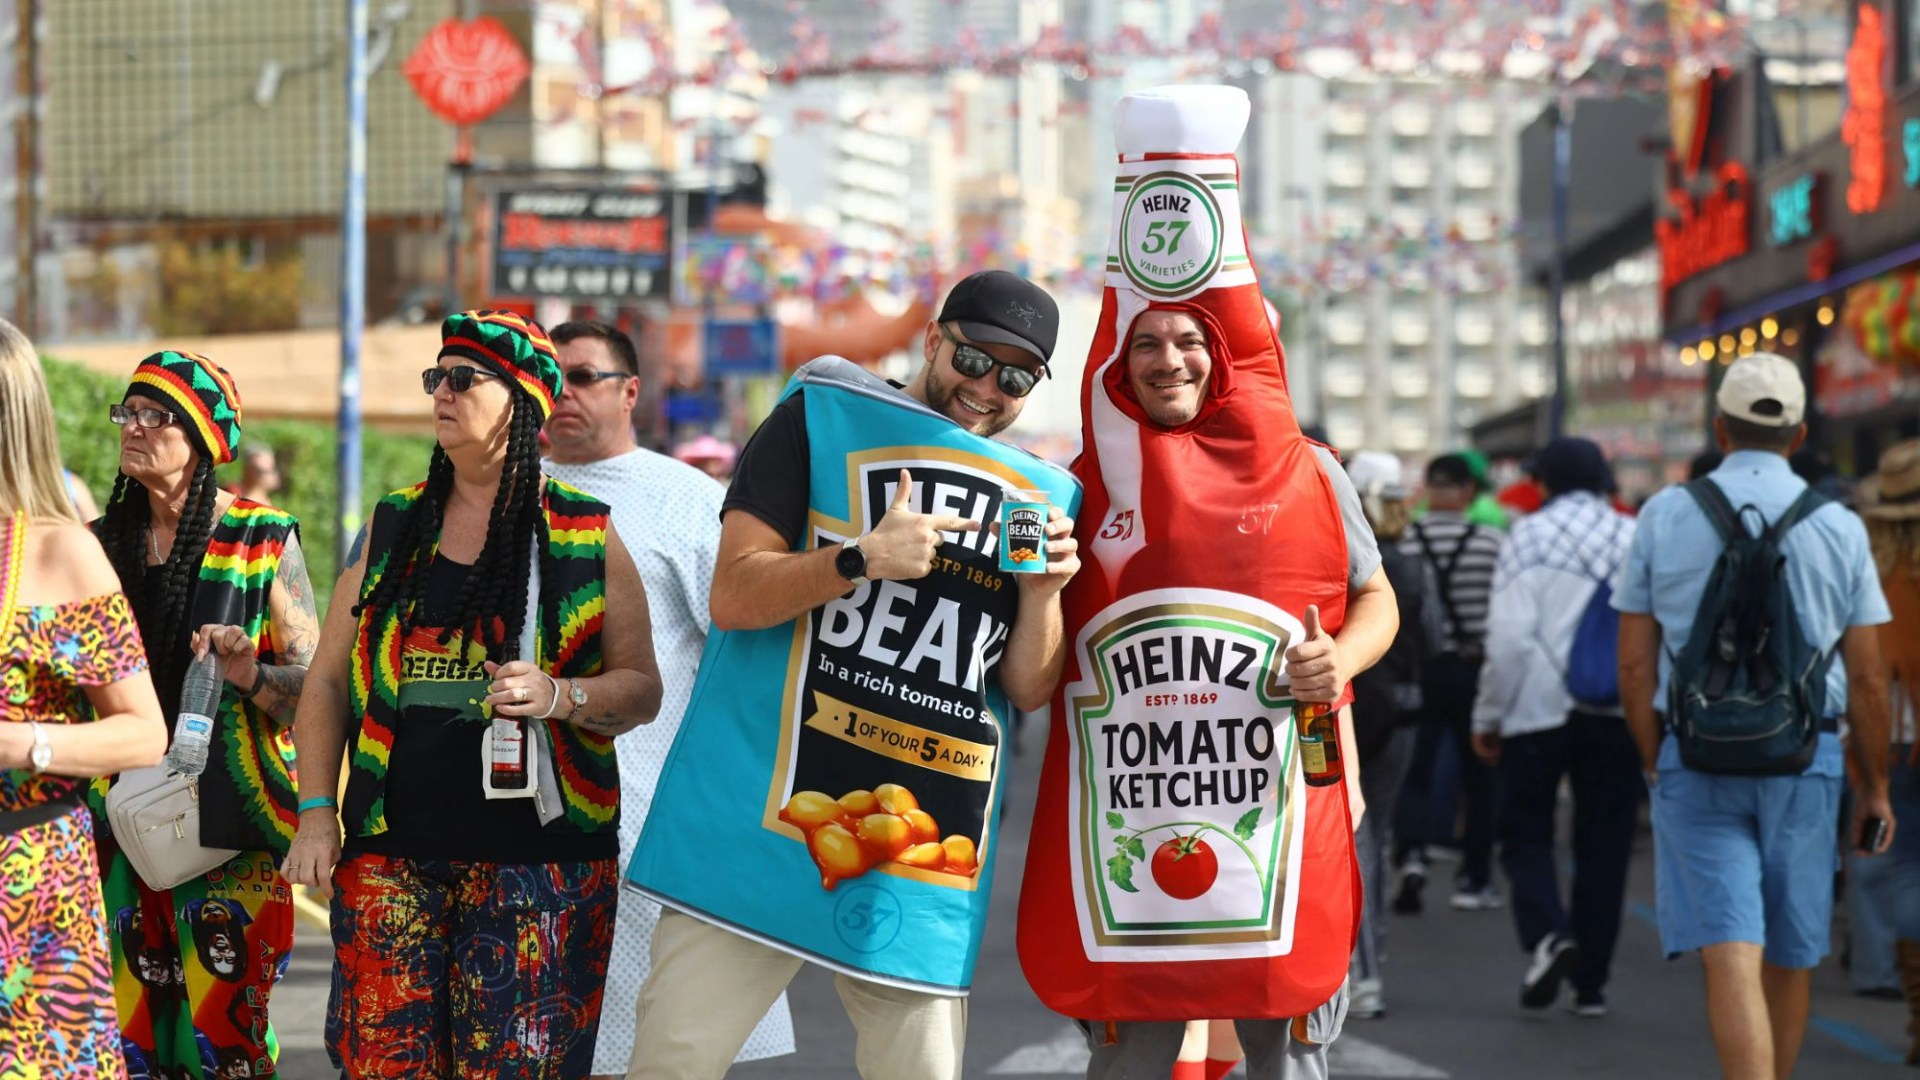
left=187, top=532, right=323, bottom=727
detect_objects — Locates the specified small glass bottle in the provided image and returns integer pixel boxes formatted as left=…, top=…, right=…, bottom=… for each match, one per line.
left=1294, top=700, right=1343, bottom=787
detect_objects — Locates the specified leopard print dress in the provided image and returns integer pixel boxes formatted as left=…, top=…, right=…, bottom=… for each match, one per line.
left=0, top=589, right=149, bottom=1080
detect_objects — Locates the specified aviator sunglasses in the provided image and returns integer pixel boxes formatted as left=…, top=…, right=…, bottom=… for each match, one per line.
left=941, top=329, right=1047, bottom=399
left=420, top=365, right=503, bottom=395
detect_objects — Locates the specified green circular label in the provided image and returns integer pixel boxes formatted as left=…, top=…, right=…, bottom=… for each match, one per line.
left=1119, top=173, right=1225, bottom=297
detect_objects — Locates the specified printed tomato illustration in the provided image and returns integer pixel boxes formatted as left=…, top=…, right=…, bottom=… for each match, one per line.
left=1151, top=835, right=1219, bottom=900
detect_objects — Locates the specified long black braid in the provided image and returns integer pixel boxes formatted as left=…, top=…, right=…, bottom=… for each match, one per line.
left=98, top=455, right=222, bottom=703
left=355, top=393, right=551, bottom=664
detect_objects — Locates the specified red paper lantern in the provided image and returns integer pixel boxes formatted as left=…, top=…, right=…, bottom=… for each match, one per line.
left=404, top=17, right=530, bottom=128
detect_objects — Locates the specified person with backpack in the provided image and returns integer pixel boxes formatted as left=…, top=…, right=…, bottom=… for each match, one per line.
left=1615, top=354, right=1895, bottom=1080
left=1396, top=454, right=1505, bottom=914
left=1468, top=436, right=1638, bottom=1016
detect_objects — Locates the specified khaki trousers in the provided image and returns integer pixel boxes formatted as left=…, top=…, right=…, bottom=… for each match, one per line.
left=625, top=909, right=967, bottom=1080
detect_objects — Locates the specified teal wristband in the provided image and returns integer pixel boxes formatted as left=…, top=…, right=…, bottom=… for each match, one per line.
left=297, top=796, right=337, bottom=814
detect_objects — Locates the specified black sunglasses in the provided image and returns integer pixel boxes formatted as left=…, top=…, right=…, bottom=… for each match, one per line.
left=421, top=365, right=502, bottom=395
left=563, top=369, right=633, bottom=390
left=942, top=330, right=1047, bottom=398
left=109, top=405, right=180, bottom=430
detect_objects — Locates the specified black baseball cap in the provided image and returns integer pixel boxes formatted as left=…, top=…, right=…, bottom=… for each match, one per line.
left=937, top=270, right=1060, bottom=368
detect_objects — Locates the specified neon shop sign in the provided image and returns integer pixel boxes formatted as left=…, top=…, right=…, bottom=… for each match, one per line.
left=1767, top=173, right=1822, bottom=247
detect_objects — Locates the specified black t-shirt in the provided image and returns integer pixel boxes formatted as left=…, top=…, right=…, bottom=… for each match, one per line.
left=722, top=392, right=814, bottom=546
left=344, top=556, right=616, bottom=864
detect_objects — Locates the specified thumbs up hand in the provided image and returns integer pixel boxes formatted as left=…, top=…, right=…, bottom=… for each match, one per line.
left=858, top=469, right=982, bottom=582
left=1285, top=603, right=1343, bottom=703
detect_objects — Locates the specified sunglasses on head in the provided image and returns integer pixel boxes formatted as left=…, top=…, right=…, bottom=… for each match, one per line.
left=421, top=365, right=502, bottom=395
left=563, top=368, right=633, bottom=390
left=109, top=405, right=180, bottom=430
left=942, top=329, right=1046, bottom=398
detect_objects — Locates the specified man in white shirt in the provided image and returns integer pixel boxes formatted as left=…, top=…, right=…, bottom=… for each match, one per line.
left=542, top=320, right=795, bottom=1078
left=1470, top=437, right=1636, bottom=1017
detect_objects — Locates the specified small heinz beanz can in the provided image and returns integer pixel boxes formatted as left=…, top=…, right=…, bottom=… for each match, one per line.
left=999, top=489, right=1051, bottom=574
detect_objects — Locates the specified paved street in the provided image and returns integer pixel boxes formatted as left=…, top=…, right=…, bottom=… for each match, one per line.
left=273, top=717, right=1912, bottom=1078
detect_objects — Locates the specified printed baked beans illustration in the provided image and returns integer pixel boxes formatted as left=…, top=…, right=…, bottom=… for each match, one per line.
left=781, top=783, right=981, bottom=890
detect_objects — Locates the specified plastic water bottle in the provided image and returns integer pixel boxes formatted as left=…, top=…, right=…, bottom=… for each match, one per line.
left=168, top=652, right=220, bottom=776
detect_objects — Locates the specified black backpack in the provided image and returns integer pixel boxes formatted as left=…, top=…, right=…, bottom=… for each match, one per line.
left=1351, top=545, right=1430, bottom=762
left=1667, top=480, right=1835, bottom=775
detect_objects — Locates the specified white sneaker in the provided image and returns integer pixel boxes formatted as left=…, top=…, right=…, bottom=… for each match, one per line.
left=1521, top=935, right=1580, bottom=1010
left=1350, top=978, right=1386, bottom=1019
left=1449, top=884, right=1505, bottom=911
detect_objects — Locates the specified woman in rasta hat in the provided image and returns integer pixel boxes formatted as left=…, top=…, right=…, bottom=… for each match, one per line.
left=92, top=349, right=318, bottom=1077
left=281, top=311, right=662, bottom=1078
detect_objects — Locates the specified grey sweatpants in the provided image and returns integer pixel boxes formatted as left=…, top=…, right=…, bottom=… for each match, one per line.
left=1077, top=980, right=1350, bottom=1080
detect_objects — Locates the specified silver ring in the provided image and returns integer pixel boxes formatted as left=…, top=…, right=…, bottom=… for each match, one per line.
left=516, top=687, right=530, bottom=702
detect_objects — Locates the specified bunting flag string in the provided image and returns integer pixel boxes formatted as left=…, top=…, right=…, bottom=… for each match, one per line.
left=540, top=1, right=1746, bottom=102
left=676, top=220, right=1526, bottom=308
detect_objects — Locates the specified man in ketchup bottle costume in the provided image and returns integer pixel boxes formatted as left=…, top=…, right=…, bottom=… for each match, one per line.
left=1016, top=84, right=1402, bottom=1079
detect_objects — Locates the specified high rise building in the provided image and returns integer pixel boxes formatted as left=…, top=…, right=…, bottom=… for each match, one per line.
left=760, top=81, right=923, bottom=257
left=1223, top=68, right=1550, bottom=452
left=1305, top=77, right=1550, bottom=455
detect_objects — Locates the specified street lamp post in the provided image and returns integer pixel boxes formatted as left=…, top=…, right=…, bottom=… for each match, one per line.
left=1547, top=87, right=1572, bottom=440
left=339, top=0, right=369, bottom=563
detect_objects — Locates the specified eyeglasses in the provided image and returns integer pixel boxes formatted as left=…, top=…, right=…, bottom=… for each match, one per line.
left=421, top=365, right=502, bottom=395
left=941, top=329, right=1047, bottom=399
left=562, top=369, right=633, bottom=390
left=109, top=405, right=180, bottom=430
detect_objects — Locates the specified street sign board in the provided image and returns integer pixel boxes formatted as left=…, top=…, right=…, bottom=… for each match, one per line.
left=491, top=188, right=673, bottom=301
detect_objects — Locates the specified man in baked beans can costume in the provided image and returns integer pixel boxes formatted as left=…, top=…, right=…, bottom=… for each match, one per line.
left=622, top=270, right=1082, bottom=1079
left=1015, top=84, right=1402, bottom=1079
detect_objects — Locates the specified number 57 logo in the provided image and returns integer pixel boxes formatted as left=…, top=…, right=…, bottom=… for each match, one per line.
left=1140, top=220, right=1190, bottom=256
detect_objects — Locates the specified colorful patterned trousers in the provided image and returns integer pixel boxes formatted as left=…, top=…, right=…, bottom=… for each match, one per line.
left=96, top=838, right=294, bottom=1080
left=326, top=854, right=619, bottom=1080
left=1, top=807, right=125, bottom=1080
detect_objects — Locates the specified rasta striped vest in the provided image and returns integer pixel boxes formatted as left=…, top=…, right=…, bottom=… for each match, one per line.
left=341, top=478, right=615, bottom=839
left=91, top=501, right=303, bottom=854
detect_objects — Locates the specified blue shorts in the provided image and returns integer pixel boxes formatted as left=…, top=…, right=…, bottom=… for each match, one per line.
left=1650, top=765, right=1844, bottom=969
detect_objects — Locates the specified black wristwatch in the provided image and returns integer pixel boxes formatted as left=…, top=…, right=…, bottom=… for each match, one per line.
left=835, top=537, right=869, bottom=587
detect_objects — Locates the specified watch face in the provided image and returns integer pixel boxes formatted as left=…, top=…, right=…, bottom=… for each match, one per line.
left=30, top=743, right=52, bottom=769
left=836, top=544, right=866, bottom=580
left=570, top=684, right=588, bottom=706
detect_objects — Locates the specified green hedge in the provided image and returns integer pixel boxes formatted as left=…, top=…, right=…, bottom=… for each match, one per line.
left=45, top=355, right=436, bottom=611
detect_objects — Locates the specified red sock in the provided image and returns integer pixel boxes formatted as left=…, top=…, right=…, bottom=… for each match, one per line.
left=1204, top=1058, right=1242, bottom=1080
left=1171, top=1062, right=1206, bottom=1080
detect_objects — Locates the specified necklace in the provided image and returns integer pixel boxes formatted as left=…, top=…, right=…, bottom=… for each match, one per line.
left=148, top=526, right=163, bottom=564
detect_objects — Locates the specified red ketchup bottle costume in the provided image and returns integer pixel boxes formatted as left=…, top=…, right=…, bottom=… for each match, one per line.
left=1016, top=84, right=1360, bottom=1021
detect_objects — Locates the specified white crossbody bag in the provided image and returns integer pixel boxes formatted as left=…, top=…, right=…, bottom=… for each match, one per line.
left=106, top=759, right=241, bottom=891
